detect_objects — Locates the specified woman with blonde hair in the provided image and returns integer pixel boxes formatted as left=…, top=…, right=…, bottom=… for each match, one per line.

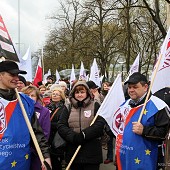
left=21, top=85, right=51, bottom=170
left=46, top=87, right=68, bottom=170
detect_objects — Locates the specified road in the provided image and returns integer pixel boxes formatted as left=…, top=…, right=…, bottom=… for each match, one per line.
left=100, top=148, right=116, bottom=170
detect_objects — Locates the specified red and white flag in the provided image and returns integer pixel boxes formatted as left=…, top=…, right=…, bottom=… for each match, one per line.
left=151, top=27, right=170, bottom=93
left=33, top=58, right=42, bottom=87
left=0, top=15, right=19, bottom=62
left=97, top=74, right=125, bottom=136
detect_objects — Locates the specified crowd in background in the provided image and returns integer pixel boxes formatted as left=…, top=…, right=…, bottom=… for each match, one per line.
left=16, top=72, right=170, bottom=170
left=17, top=74, right=115, bottom=170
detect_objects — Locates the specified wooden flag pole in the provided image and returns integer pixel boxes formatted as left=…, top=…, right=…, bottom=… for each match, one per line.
left=138, top=54, right=163, bottom=122
left=15, top=88, right=45, bottom=164
left=66, top=114, right=99, bottom=170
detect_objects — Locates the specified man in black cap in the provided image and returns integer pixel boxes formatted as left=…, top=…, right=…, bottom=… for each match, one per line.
left=115, top=72, right=170, bottom=170
left=86, top=80, right=104, bottom=104
left=17, top=75, right=27, bottom=92
left=0, top=61, right=51, bottom=170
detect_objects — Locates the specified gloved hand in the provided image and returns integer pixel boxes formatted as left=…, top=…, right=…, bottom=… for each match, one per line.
left=73, top=131, right=85, bottom=145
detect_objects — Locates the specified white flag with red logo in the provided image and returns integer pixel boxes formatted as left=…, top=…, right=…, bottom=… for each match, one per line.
left=151, top=27, right=170, bottom=93
left=33, top=58, right=42, bottom=87
left=0, top=15, right=19, bottom=62
left=97, top=74, right=125, bottom=136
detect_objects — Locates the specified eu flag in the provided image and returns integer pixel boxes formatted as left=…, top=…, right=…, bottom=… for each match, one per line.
left=116, top=96, right=168, bottom=170
left=0, top=93, right=34, bottom=170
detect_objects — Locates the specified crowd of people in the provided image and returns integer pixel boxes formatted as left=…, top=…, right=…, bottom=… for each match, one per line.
left=0, top=60, right=170, bottom=170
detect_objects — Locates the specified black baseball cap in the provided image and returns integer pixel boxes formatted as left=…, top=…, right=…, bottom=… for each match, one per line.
left=86, top=81, right=98, bottom=89
left=0, top=61, right=27, bottom=74
left=125, top=72, right=147, bottom=85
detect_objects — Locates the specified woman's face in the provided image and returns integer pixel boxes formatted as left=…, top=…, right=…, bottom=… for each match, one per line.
left=74, top=87, right=87, bottom=101
left=39, top=87, right=46, bottom=95
left=28, top=90, right=37, bottom=102
left=51, top=90, right=62, bottom=102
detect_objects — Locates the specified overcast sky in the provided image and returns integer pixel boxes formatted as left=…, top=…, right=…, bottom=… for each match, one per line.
left=0, top=0, right=60, bottom=55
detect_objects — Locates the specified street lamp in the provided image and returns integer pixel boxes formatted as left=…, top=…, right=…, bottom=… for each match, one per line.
left=117, top=57, right=126, bottom=81
left=18, top=0, right=20, bottom=54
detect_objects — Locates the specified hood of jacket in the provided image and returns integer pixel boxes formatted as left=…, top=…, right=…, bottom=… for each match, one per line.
left=69, top=81, right=93, bottom=108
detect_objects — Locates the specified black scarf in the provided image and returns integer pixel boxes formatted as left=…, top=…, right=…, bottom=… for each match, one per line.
left=0, top=88, right=16, bottom=101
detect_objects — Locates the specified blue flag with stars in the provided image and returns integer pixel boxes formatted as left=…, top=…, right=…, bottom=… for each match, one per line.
left=0, top=94, right=34, bottom=170
left=116, top=95, right=168, bottom=170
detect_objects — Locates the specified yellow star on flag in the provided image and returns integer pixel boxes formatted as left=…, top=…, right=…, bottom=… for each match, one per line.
left=25, top=154, right=29, bottom=160
left=143, top=109, right=148, bottom=115
left=11, top=160, right=17, bottom=167
left=134, top=157, right=141, bottom=164
left=145, top=149, right=151, bottom=155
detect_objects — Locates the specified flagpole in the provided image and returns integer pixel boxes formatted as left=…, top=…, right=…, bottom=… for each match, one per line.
left=15, top=88, right=45, bottom=164
left=66, top=113, right=99, bottom=170
left=41, top=47, right=44, bottom=77
left=138, top=54, right=163, bottom=122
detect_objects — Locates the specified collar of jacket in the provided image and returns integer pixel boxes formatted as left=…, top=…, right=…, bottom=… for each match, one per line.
left=129, top=92, right=151, bottom=108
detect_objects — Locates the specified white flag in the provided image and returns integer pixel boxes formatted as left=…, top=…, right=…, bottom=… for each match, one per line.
left=70, top=64, right=76, bottom=88
left=79, top=61, right=86, bottom=80
left=55, top=69, right=61, bottom=83
left=151, top=27, right=170, bottom=93
left=125, top=54, right=140, bottom=82
left=89, top=58, right=101, bottom=87
left=18, top=46, right=32, bottom=81
left=43, top=69, right=51, bottom=84
left=97, top=74, right=125, bottom=136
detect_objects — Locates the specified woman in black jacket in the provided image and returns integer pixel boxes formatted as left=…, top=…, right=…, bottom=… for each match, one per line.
left=57, top=80, right=106, bottom=170
left=46, top=87, right=67, bottom=170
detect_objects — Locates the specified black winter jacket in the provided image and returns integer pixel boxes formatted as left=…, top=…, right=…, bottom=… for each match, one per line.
left=57, top=101, right=105, bottom=164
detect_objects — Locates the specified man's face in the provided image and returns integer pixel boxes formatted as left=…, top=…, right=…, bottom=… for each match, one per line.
left=0, top=72, right=19, bottom=90
left=17, top=81, right=26, bottom=92
left=127, top=82, right=148, bottom=101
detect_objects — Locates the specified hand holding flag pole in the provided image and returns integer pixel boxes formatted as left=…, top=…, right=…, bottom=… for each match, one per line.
left=15, top=88, right=51, bottom=170
left=65, top=113, right=98, bottom=170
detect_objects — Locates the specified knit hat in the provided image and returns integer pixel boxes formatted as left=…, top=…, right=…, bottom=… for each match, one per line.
left=18, top=75, right=27, bottom=86
left=86, top=81, right=98, bottom=89
left=59, top=81, right=67, bottom=88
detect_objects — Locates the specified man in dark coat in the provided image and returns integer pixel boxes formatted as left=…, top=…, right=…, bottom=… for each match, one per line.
left=0, top=61, right=51, bottom=170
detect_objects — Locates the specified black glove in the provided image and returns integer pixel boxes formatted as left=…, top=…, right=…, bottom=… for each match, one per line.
left=73, top=131, right=85, bottom=145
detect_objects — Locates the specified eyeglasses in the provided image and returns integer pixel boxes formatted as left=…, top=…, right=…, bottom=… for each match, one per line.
left=52, top=93, right=61, bottom=96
